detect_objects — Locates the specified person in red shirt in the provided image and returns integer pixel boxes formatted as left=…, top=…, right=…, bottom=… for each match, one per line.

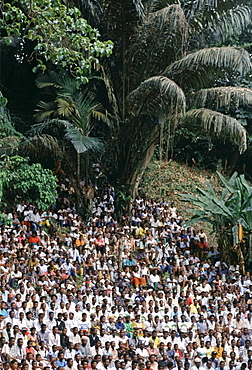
left=144, top=361, right=153, bottom=370
left=186, top=290, right=193, bottom=306
left=25, top=340, right=35, bottom=356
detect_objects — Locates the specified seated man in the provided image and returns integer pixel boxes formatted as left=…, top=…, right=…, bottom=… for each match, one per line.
left=122, top=254, right=137, bottom=267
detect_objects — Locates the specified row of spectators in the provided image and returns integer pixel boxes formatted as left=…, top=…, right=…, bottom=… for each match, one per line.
left=0, top=190, right=252, bottom=370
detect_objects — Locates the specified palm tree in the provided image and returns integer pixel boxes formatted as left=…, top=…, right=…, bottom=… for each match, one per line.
left=29, top=71, right=111, bottom=181
left=25, top=71, right=113, bottom=210
left=87, top=0, right=252, bottom=197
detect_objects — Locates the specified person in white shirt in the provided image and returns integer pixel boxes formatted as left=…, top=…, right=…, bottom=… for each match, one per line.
left=65, top=343, right=76, bottom=361
left=135, top=342, right=149, bottom=359
left=48, top=326, right=61, bottom=348
left=149, top=270, right=160, bottom=289
left=13, top=338, right=26, bottom=360
left=191, top=357, right=205, bottom=370
left=3, top=338, right=16, bottom=361
left=30, top=209, right=41, bottom=231
left=69, top=327, right=81, bottom=345
left=45, top=311, right=55, bottom=330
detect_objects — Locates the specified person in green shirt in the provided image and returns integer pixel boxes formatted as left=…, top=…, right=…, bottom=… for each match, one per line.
left=125, top=315, right=134, bottom=337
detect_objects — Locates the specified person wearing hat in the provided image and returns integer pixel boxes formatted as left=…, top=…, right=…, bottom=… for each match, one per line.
left=192, top=357, right=204, bottom=370
left=135, top=245, right=150, bottom=265
left=80, top=336, right=92, bottom=358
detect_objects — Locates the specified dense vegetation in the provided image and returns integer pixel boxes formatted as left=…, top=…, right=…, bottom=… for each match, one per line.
left=1, top=0, right=252, bottom=205
left=181, top=171, right=252, bottom=274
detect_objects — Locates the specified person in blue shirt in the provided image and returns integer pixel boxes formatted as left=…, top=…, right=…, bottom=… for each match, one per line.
left=56, top=352, right=66, bottom=367
left=159, top=257, right=171, bottom=274
left=122, top=255, right=137, bottom=267
left=115, top=316, right=126, bottom=330
left=0, top=302, right=8, bottom=319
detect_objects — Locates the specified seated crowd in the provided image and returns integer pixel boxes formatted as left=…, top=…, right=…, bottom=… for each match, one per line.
left=0, top=190, right=252, bottom=370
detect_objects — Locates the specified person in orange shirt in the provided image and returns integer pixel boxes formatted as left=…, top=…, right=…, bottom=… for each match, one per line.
left=75, top=235, right=85, bottom=248
left=28, top=231, right=40, bottom=246
left=25, top=340, right=35, bottom=356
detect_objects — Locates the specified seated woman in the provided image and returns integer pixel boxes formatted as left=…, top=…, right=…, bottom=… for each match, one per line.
left=132, top=266, right=146, bottom=287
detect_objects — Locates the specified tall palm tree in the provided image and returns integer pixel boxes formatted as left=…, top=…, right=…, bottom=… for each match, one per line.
left=87, top=0, right=252, bottom=197
left=29, top=71, right=111, bottom=181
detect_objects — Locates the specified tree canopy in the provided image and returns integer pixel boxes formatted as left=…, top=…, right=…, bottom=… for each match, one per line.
left=0, top=0, right=113, bottom=82
left=0, top=155, right=57, bottom=211
left=1, top=0, right=252, bottom=204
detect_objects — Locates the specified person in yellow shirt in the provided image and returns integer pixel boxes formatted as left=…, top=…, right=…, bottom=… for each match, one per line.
left=139, top=225, right=148, bottom=237
left=205, top=341, right=215, bottom=358
left=149, top=330, right=161, bottom=349
left=190, top=298, right=199, bottom=314
left=29, top=255, right=39, bottom=270
left=132, top=314, right=145, bottom=336
left=213, top=339, right=224, bottom=358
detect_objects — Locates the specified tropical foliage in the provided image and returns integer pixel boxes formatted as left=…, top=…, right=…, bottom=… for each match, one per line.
left=180, top=172, right=252, bottom=273
left=0, top=92, right=23, bottom=155
left=0, top=155, right=57, bottom=211
left=96, top=0, right=252, bottom=194
left=1, top=0, right=252, bottom=202
left=29, top=71, right=111, bottom=179
left=0, top=0, right=113, bottom=81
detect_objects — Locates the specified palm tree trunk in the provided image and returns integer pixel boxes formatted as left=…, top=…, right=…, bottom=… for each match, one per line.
left=122, top=7, right=126, bottom=122
left=237, top=243, right=246, bottom=275
left=165, top=120, right=171, bottom=162
left=228, top=149, right=239, bottom=175
left=218, top=233, right=232, bottom=266
left=118, top=238, right=124, bottom=271
left=77, top=152, right=80, bottom=181
left=159, top=117, right=164, bottom=162
left=76, top=152, right=80, bottom=212
left=130, top=141, right=156, bottom=201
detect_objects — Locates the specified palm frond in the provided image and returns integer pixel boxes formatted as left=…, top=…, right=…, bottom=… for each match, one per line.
left=27, top=120, right=60, bottom=137
left=78, top=0, right=103, bottom=25
left=126, top=4, right=189, bottom=91
left=190, top=5, right=252, bottom=47
left=100, top=66, right=120, bottom=126
left=126, top=76, right=186, bottom=120
left=102, top=0, right=144, bottom=44
left=102, top=0, right=145, bottom=26
left=180, top=108, right=247, bottom=153
left=213, top=6, right=252, bottom=42
left=64, top=126, right=103, bottom=154
left=34, top=101, right=58, bottom=122
left=181, top=0, right=249, bottom=19
left=189, top=86, right=252, bottom=110
left=143, top=0, right=180, bottom=17
left=164, top=47, right=252, bottom=85
left=55, top=97, right=78, bottom=118
left=36, top=71, right=81, bottom=95
left=92, top=110, right=113, bottom=127
left=20, top=134, right=63, bottom=161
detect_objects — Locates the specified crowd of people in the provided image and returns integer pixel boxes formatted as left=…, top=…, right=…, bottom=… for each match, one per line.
left=0, top=187, right=252, bottom=370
